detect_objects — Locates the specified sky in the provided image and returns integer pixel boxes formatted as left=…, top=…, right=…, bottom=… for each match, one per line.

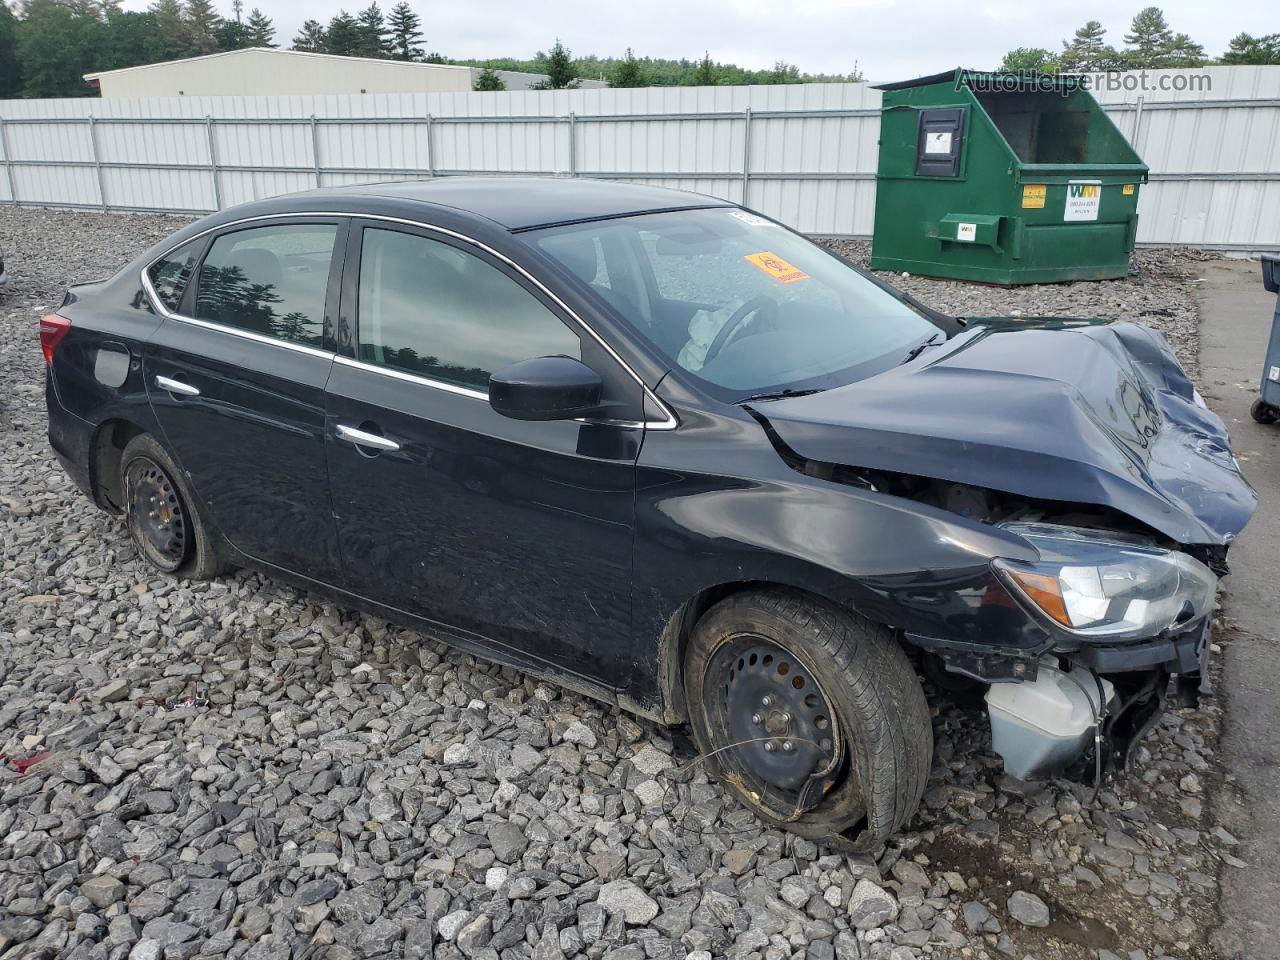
left=119, top=0, right=1275, bottom=80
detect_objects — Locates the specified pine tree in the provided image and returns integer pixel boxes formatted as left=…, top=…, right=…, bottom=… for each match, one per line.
left=473, top=65, right=504, bottom=91
left=148, top=0, right=189, bottom=59
left=1162, top=32, right=1205, bottom=67
left=1221, top=32, right=1280, bottom=65
left=354, top=2, right=389, bottom=58
left=1122, top=7, right=1205, bottom=68
left=386, top=1, right=421, bottom=60
left=531, top=39, right=579, bottom=89
left=244, top=7, right=273, bottom=47
left=1123, top=6, right=1172, bottom=67
left=216, top=17, right=247, bottom=48
left=229, top=0, right=241, bottom=22
left=291, top=18, right=325, bottom=52
left=609, top=47, right=643, bottom=87
left=691, top=51, right=716, bottom=85
left=323, top=10, right=359, bottom=56
left=1059, top=20, right=1120, bottom=71
left=182, top=0, right=220, bottom=55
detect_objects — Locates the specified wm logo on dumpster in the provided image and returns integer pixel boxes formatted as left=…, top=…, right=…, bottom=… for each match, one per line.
left=1068, top=183, right=1100, bottom=199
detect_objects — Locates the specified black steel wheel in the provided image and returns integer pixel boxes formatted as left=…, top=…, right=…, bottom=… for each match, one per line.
left=707, top=637, right=845, bottom=814
left=1251, top=398, right=1279, bottom=425
left=125, top=455, right=190, bottom=571
left=120, top=433, right=227, bottom=579
left=683, top=589, right=932, bottom=850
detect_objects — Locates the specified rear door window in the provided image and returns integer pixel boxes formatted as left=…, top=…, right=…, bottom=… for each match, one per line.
left=356, top=227, right=580, bottom=392
left=194, top=224, right=339, bottom=347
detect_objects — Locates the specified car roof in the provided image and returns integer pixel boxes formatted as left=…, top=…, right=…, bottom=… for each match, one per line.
left=312, top=176, right=734, bottom=230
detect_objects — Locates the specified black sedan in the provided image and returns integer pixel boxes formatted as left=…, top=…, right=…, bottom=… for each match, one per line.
left=43, top=178, right=1255, bottom=849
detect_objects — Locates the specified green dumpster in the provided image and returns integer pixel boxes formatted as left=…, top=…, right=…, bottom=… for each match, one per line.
left=869, top=69, right=1149, bottom=285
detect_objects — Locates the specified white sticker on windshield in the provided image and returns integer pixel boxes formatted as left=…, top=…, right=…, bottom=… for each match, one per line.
left=1270, top=365, right=1280, bottom=382
left=728, top=210, right=770, bottom=227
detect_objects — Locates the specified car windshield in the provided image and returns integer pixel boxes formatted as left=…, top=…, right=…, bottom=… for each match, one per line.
left=528, top=207, right=939, bottom=400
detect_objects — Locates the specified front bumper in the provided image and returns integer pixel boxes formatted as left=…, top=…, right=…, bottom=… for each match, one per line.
left=1072, top=617, right=1210, bottom=681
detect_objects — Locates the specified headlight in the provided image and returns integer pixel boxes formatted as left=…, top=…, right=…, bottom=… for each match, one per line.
left=993, top=522, right=1216, bottom=640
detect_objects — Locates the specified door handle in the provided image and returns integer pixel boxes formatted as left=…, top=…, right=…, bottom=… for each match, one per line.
left=155, top=375, right=200, bottom=397
left=336, top=423, right=400, bottom=452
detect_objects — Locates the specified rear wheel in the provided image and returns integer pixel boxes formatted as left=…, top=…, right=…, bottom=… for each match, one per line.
left=683, top=589, right=932, bottom=850
left=121, top=434, right=225, bottom=579
left=1250, top=398, right=1279, bottom=425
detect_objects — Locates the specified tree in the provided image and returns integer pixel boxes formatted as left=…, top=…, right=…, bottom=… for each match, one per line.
left=1121, top=8, right=1205, bottom=68
left=768, top=60, right=800, bottom=83
left=1123, top=6, right=1172, bottom=62
left=531, top=39, right=579, bottom=89
left=1221, top=32, right=1280, bottom=65
left=1059, top=20, right=1120, bottom=71
left=386, top=1, right=421, bottom=60
left=244, top=7, right=273, bottom=46
left=609, top=47, right=644, bottom=87
left=216, top=17, right=247, bottom=49
left=15, top=0, right=99, bottom=97
left=0, top=0, right=22, bottom=97
left=472, top=65, right=504, bottom=91
left=1162, top=31, right=1205, bottom=67
left=354, top=2, right=389, bottom=58
left=291, top=18, right=325, bottom=52
left=1000, top=47, right=1060, bottom=73
left=691, top=50, right=716, bottom=85
left=99, top=8, right=165, bottom=69
left=182, top=0, right=221, bottom=55
left=323, top=10, right=359, bottom=56
left=147, top=0, right=190, bottom=60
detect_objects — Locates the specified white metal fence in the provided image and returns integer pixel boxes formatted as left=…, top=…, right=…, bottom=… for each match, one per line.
left=2, top=66, right=1278, bottom=250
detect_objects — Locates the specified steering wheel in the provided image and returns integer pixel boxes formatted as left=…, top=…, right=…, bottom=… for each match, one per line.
left=703, top=296, right=780, bottom=366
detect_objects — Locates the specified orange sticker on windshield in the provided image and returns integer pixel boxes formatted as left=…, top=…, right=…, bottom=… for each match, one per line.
left=744, top=251, right=808, bottom=283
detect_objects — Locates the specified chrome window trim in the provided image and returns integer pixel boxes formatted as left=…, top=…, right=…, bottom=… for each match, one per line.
left=141, top=223, right=338, bottom=362
left=141, top=210, right=679, bottom=430
left=334, top=354, right=489, bottom=401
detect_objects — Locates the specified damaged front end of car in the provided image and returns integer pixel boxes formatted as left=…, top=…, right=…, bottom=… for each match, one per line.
left=745, top=317, right=1256, bottom=785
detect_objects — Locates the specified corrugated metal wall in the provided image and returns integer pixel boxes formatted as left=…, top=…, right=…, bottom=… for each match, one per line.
left=2, top=67, right=1277, bottom=249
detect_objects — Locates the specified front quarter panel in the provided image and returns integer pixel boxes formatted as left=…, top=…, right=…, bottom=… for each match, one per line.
left=631, top=399, right=1050, bottom=714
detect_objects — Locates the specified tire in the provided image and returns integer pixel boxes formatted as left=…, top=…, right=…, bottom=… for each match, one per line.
left=683, top=589, right=932, bottom=851
left=1250, top=398, right=1279, bottom=425
left=120, top=433, right=226, bottom=580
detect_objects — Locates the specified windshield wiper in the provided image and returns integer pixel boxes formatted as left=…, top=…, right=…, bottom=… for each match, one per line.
left=737, top=388, right=825, bottom=405
left=901, top=332, right=945, bottom=365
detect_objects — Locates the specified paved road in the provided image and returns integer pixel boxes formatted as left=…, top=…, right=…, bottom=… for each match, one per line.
left=1197, top=258, right=1280, bottom=959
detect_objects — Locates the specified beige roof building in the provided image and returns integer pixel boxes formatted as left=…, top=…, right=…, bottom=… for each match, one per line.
left=83, top=47, right=604, bottom=98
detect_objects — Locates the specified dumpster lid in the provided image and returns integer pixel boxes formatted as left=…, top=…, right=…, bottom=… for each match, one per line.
left=874, top=68, right=1086, bottom=93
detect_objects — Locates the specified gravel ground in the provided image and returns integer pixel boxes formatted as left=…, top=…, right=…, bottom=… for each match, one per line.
left=0, top=206, right=1247, bottom=960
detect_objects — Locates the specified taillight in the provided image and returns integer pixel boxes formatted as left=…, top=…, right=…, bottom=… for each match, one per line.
left=39, top=314, right=72, bottom=365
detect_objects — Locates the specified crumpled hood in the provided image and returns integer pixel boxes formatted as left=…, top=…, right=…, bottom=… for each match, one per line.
left=753, top=319, right=1256, bottom=546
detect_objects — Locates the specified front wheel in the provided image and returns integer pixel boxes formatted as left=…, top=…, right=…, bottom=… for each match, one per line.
left=120, top=434, right=226, bottom=579
left=1250, top=398, right=1279, bottom=425
left=682, top=590, right=932, bottom=850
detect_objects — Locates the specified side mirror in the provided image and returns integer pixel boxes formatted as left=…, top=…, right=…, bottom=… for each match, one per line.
left=489, top=356, right=603, bottom=422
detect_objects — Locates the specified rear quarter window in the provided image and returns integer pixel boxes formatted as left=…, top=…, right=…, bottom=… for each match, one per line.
left=146, top=239, right=202, bottom=312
